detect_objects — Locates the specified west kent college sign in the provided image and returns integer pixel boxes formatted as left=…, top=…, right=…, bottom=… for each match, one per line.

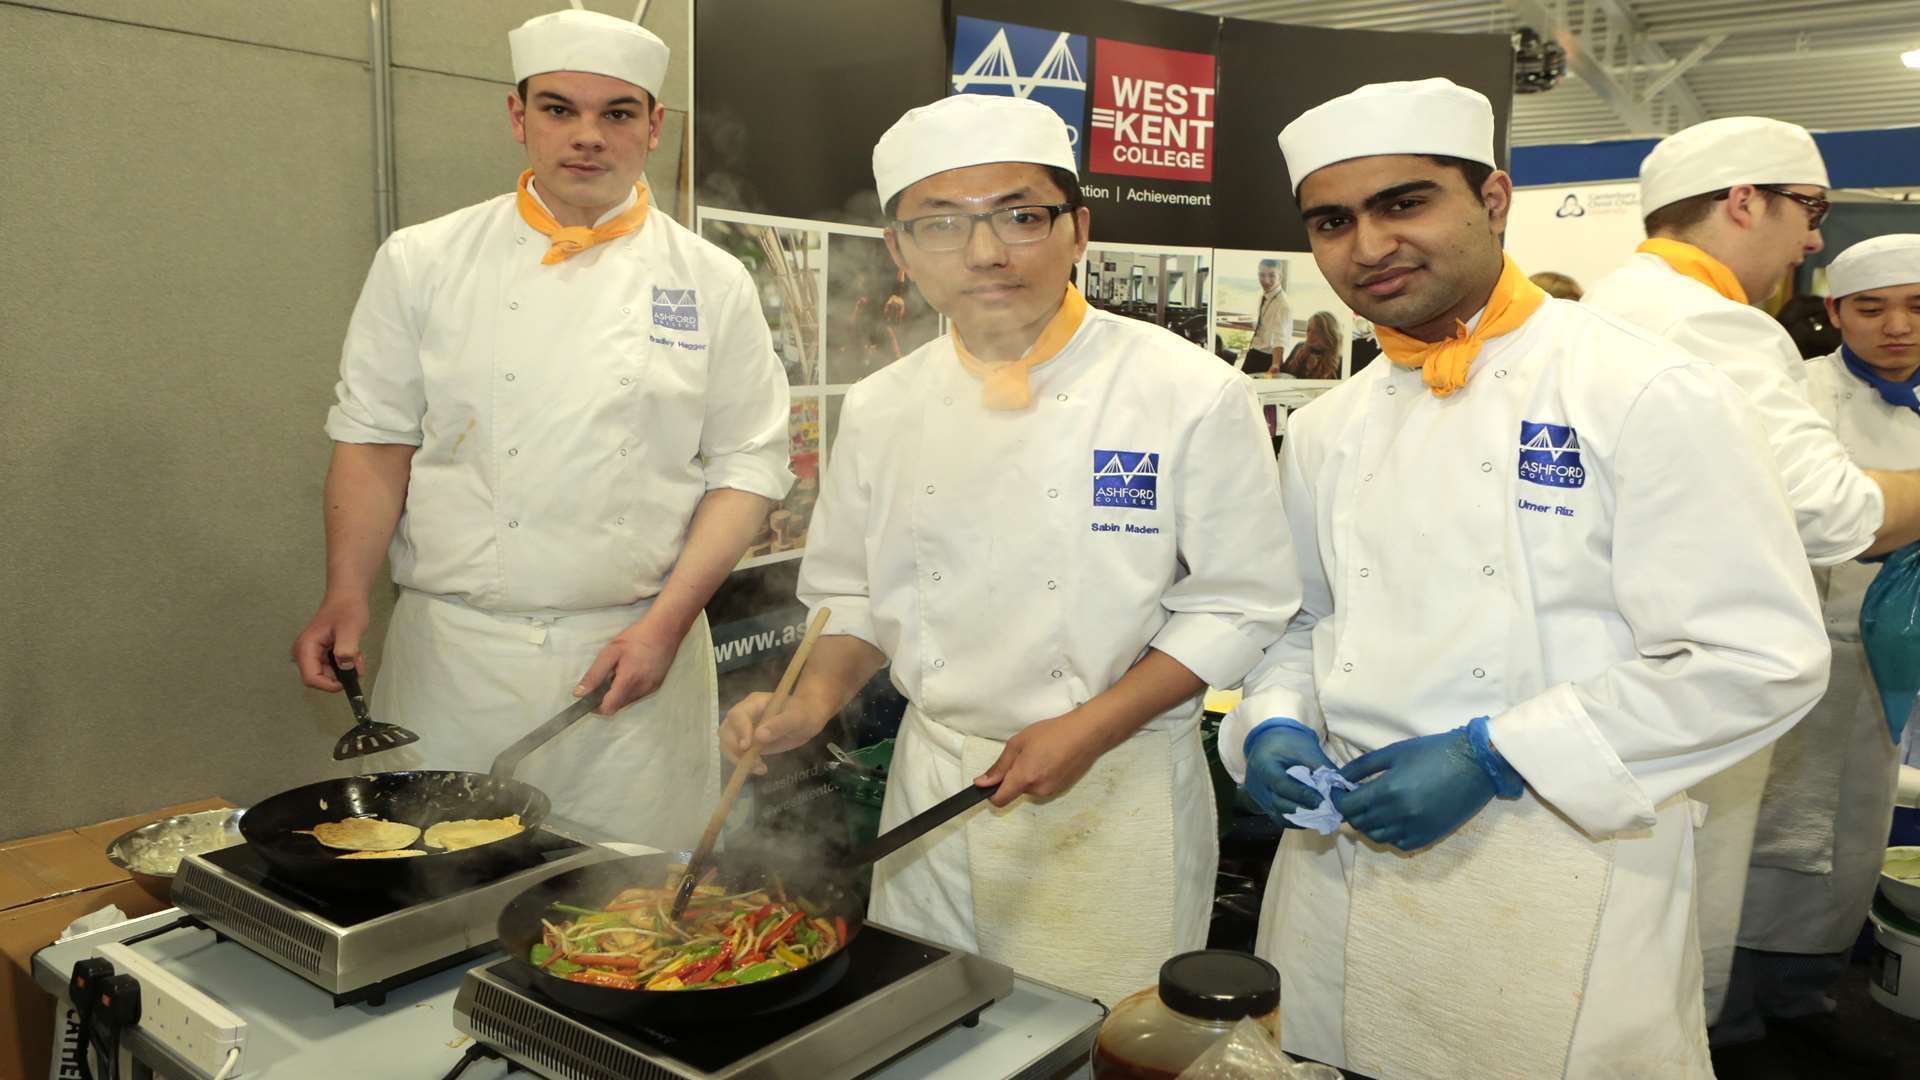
left=951, top=16, right=1216, bottom=183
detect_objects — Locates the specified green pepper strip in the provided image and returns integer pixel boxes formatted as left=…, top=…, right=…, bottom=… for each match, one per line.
left=731, top=960, right=792, bottom=984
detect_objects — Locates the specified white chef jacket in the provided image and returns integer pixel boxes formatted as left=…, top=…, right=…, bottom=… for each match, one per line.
left=326, top=183, right=793, bottom=615
left=1584, top=253, right=1883, bottom=566
left=1805, top=348, right=1920, bottom=632
left=799, top=308, right=1305, bottom=738
left=1222, top=298, right=1829, bottom=1078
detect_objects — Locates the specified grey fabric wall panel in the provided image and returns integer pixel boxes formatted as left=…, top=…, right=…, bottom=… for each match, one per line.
left=18, top=0, right=367, bottom=60
left=0, top=4, right=379, bottom=839
left=391, top=0, right=691, bottom=114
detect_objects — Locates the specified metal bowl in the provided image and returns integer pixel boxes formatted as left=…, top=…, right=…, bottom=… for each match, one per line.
left=105, top=808, right=246, bottom=903
left=1883, top=846, right=1920, bottom=922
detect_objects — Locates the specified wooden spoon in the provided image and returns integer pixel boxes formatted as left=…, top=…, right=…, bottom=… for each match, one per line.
left=670, top=606, right=832, bottom=919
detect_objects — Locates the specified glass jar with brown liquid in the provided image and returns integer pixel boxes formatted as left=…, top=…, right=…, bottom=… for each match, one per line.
left=1091, top=950, right=1282, bottom=1079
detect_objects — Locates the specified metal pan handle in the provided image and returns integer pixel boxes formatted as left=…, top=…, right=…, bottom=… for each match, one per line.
left=841, top=782, right=998, bottom=871
left=490, top=680, right=610, bottom=780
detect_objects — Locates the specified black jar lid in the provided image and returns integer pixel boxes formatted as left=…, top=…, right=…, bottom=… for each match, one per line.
left=1157, top=950, right=1281, bottom=1022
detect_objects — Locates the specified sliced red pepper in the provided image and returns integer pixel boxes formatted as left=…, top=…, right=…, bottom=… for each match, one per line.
left=761, top=910, right=807, bottom=950
left=833, top=916, right=849, bottom=943
left=675, top=941, right=735, bottom=986
left=565, top=970, right=640, bottom=989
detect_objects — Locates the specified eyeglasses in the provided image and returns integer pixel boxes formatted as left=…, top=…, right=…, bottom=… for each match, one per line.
left=1713, top=185, right=1830, bottom=229
left=894, top=204, right=1075, bottom=252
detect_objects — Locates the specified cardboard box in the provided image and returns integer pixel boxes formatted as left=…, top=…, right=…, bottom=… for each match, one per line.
left=0, top=798, right=231, bottom=1080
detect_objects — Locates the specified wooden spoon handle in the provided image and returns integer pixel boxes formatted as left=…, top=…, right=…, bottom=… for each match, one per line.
left=673, top=606, right=832, bottom=915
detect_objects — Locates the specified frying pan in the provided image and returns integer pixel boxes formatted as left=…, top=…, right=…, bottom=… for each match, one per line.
left=239, top=684, right=606, bottom=897
left=497, top=843, right=866, bottom=1023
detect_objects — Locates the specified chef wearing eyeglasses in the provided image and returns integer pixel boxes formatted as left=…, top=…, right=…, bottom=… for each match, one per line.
left=718, top=94, right=1301, bottom=1006
left=1584, top=116, right=1920, bottom=1038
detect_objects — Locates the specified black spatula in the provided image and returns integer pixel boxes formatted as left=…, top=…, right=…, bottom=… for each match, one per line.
left=327, top=654, right=421, bottom=761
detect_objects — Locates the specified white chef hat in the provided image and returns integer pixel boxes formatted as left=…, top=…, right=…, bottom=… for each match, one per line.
left=1828, top=234, right=1920, bottom=298
left=1640, top=117, right=1829, bottom=214
left=510, top=6, right=670, bottom=101
left=1277, top=78, right=1496, bottom=195
left=873, top=94, right=1077, bottom=212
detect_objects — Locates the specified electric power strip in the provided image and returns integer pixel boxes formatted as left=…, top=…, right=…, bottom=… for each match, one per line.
left=95, top=942, right=246, bottom=1077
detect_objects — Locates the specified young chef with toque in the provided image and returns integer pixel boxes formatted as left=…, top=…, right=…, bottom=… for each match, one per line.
left=291, top=7, right=791, bottom=846
left=719, top=94, right=1303, bottom=1005
left=1583, top=118, right=1920, bottom=1035
left=1219, top=78, right=1829, bottom=1079
left=1716, top=234, right=1920, bottom=1071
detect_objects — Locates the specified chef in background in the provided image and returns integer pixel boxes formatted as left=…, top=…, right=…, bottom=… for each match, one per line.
left=1583, top=119, right=1920, bottom=1033
left=720, top=94, right=1302, bottom=1005
left=1719, top=234, right=1920, bottom=1074
left=290, top=7, right=790, bottom=846
left=1223, top=78, right=1828, bottom=1079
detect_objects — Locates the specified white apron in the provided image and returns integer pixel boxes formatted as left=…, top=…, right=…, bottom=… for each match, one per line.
left=363, top=589, right=720, bottom=849
left=1687, top=745, right=1773, bottom=1023
left=868, top=706, right=1213, bottom=1006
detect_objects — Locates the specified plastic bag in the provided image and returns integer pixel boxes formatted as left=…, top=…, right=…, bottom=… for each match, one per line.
left=1861, top=542, right=1920, bottom=745
left=1176, top=1016, right=1299, bottom=1079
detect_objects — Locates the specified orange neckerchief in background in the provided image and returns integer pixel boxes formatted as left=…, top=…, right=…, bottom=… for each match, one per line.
left=1374, top=253, right=1547, bottom=398
left=952, top=284, right=1090, bottom=410
left=1637, top=237, right=1749, bottom=305
left=515, top=169, right=650, bottom=265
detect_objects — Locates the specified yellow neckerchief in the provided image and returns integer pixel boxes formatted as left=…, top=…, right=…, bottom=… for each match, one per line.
left=1637, top=237, right=1749, bottom=305
left=1374, top=253, right=1547, bottom=398
left=952, top=284, right=1090, bottom=410
left=515, top=169, right=649, bottom=265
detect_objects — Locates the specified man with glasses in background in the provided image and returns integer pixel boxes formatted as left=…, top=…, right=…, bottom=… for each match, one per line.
left=1585, top=117, right=1920, bottom=1060
left=718, top=94, right=1301, bottom=1005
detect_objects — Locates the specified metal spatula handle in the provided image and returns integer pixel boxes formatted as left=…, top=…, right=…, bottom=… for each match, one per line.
left=326, top=653, right=374, bottom=724
left=489, top=681, right=610, bottom=780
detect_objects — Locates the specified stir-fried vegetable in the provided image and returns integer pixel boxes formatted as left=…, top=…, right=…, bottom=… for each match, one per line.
left=532, top=872, right=843, bottom=991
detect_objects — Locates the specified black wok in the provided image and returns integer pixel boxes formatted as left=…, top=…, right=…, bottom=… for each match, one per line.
left=497, top=844, right=866, bottom=1024
left=240, top=684, right=605, bottom=898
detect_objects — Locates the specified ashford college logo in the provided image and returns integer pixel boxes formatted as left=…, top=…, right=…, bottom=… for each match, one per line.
left=1518, top=421, right=1585, bottom=489
left=651, top=287, right=698, bottom=332
left=1093, top=449, right=1159, bottom=509
left=951, top=16, right=1089, bottom=167
left=1088, top=38, right=1215, bottom=182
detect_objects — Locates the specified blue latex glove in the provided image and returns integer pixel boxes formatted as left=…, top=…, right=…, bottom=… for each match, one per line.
left=1243, top=719, right=1339, bottom=827
left=1861, top=543, right=1920, bottom=744
left=1332, top=717, right=1523, bottom=851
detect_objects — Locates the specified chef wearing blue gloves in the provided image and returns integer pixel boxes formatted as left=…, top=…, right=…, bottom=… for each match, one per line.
left=1217, top=79, right=1830, bottom=1080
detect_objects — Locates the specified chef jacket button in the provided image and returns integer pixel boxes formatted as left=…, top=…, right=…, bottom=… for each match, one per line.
left=508, top=520, right=519, bottom=528
left=1342, top=662, right=1354, bottom=673
left=1051, top=669, right=1063, bottom=679
left=1495, top=369, right=1508, bottom=379
left=621, top=376, right=632, bottom=386
left=1056, top=393, right=1068, bottom=402
left=1480, top=461, right=1493, bottom=473
left=509, top=301, right=519, bottom=311
left=505, top=373, right=516, bottom=382
left=931, top=571, right=942, bottom=582
left=1482, top=564, right=1495, bottom=576
left=517, top=236, right=527, bottom=245
left=617, top=517, right=626, bottom=525
left=933, top=659, right=946, bottom=670
left=1358, top=567, right=1370, bottom=578
left=1047, top=488, right=1058, bottom=499
left=623, top=306, right=632, bottom=315
left=1386, top=385, right=1398, bottom=396
left=1047, top=580, right=1057, bottom=590
left=925, top=484, right=936, bottom=495
left=1363, top=473, right=1374, bottom=482
left=619, top=448, right=628, bottom=457
left=508, top=448, right=519, bottom=457
left=1472, top=667, right=1487, bottom=679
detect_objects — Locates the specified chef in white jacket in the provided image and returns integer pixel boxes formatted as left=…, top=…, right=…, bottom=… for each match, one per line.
left=1220, top=79, right=1829, bottom=1080
left=1719, top=235, right=1920, bottom=1067
left=718, top=94, right=1301, bottom=1005
left=290, top=8, right=791, bottom=846
left=1583, top=118, right=1920, bottom=1034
